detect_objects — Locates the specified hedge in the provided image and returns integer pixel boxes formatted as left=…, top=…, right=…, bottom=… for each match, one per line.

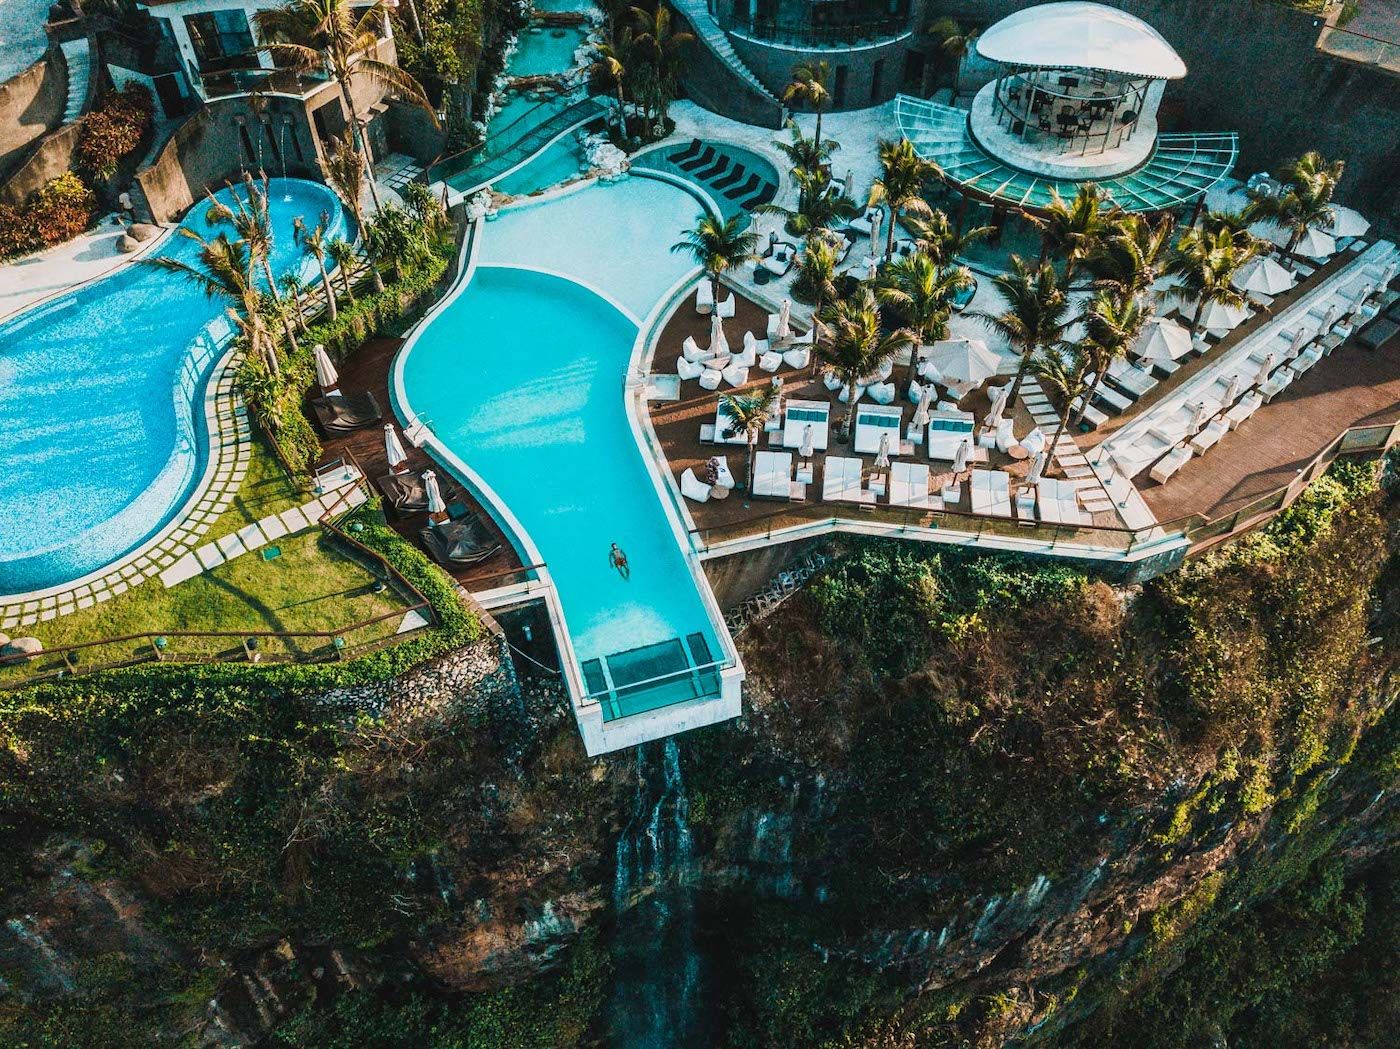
left=0, top=172, right=96, bottom=259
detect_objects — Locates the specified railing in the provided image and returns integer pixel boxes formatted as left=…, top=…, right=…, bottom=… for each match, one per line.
left=0, top=465, right=441, bottom=689
left=199, top=66, right=331, bottom=102
left=1316, top=20, right=1400, bottom=73
left=430, top=94, right=602, bottom=189
left=717, top=12, right=912, bottom=48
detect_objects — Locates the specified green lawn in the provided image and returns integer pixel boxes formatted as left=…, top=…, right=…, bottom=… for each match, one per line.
left=1, top=439, right=416, bottom=684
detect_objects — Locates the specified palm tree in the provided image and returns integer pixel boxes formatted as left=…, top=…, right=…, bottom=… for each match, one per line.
left=876, top=254, right=973, bottom=385
left=783, top=60, right=831, bottom=145
left=320, top=132, right=384, bottom=293
left=253, top=0, right=436, bottom=211
left=629, top=4, right=693, bottom=129
left=758, top=180, right=858, bottom=239
left=792, top=235, right=839, bottom=352
left=1167, top=227, right=1254, bottom=336
left=295, top=216, right=336, bottom=321
left=817, top=289, right=916, bottom=438
left=1076, top=291, right=1146, bottom=423
left=144, top=230, right=279, bottom=375
left=365, top=202, right=429, bottom=281
left=278, top=271, right=309, bottom=333
left=1084, top=212, right=1174, bottom=307
left=1031, top=342, right=1092, bottom=461
left=972, top=256, right=1069, bottom=408
left=205, top=175, right=300, bottom=354
left=904, top=208, right=992, bottom=267
left=670, top=214, right=759, bottom=305
left=867, top=138, right=940, bottom=259
left=718, top=384, right=779, bottom=492
left=327, top=237, right=358, bottom=304
left=1245, top=151, right=1345, bottom=259
left=926, top=16, right=974, bottom=90
left=772, top=120, right=838, bottom=215
left=1033, top=185, right=1121, bottom=282
left=589, top=31, right=631, bottom=138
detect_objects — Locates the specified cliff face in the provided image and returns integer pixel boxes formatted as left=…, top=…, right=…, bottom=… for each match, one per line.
left=1, top=461, right=1397, bottom=1047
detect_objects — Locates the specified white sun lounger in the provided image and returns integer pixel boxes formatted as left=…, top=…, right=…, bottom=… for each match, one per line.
left=1105, top=358, right=1158, bottom=399
left=924, top=410, right=976, bottom=460
left=853, top=404, right=904, bottom=454
left=889, top=461, right=932, bottom=508
left=752, top=450, right=798, bottom=499
left=968, top=468, right=1013, bottom=517
left=822, top=456, right=872, bottom=504
left=1189, top=417, right=1229, bottom=455
left=1224, top=391, right=1263, bottom=429
left=1150, top=445, right=1193, bottom=484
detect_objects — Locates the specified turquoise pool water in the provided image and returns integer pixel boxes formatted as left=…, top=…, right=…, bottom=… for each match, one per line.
left=493, top=135, right=586, bottom=196
left=399, top=179, right=724, bottom=718
left=0, top=178, right=348, bottom=597
left=510, top=25, right=587, bottom=77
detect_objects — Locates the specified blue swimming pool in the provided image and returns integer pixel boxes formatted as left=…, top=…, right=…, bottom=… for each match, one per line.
left=0, top=177, right=349, bottom=597
left=397, top=178, right=728, bottom=720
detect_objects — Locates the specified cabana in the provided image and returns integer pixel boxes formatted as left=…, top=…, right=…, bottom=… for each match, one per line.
left=853, top=404, right=904, bottom=456
left=782, top=400, right=830, bottom=451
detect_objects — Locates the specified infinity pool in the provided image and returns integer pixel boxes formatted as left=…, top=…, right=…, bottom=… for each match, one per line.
left=398, top=178, right=726, bottom=719
left=0, top=177, right=348, bottom=597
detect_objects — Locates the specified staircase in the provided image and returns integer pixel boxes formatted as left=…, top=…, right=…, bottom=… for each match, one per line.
left=59, top=37, right=90, bottom=124
left=668, top=0, right=782, bottom=127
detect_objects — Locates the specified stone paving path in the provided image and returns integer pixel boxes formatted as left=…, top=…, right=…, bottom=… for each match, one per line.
left=159, top=472, right=367, bottom=589
left=1021, top=377, right=1117, bottom=516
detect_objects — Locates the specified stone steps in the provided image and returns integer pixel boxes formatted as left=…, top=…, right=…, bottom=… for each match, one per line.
left=671, top=0, right=778, bottom=104
left=59, top=38, right=89, bottom=124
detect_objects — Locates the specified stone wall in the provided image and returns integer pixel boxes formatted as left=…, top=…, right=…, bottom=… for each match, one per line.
left=936, top=0, right=1400, bottom=231
left=0, top=50, right=68, bottom=178
left=673, top=10, right=784, bottom=128
left=729, top=30, right=915, bottom=110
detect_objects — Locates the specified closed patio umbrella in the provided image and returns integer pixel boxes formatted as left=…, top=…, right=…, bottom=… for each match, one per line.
left=983, top=382, right=1011, bottom=428
left=1318, top=305, right=1339, bottom=333
left=926, top=338, right=1000, bottom=388
left=1027, top=449, right=1047, bottom=484
left=313, top=344, right=339, bottom=395
left=1254, top=352, right=1275, bottom=386
left=843, top=169, right=854, bottom=199
left=874, top=432, right=892, bottom=470
left=866, top=256, right=879, bottom=282
left=1223, top=374, right=1241, bottom=406
left=1286, top=327, right=1310, bottom=357
left=1329, top=205, right=1370, bottom=238
left=1134, top=317, right=1193, bottom=363
left=869, top=208, right=882, bottom=256
left=423, top=469, right=448, bottom=524
left=800, top=423, right=814, bottom=460
left=912, top=385, right=934, bottom=428
left=1189, top=400, right=1210, bottom=434
left=775, top=298, right=792, bottom=342
left=953, top=437, right=971, bottom=473
left=708, top=312, right=729, bottom=357
left=384, top=424, right=409, bottom=473
left=1232, top=255, right=1296, bottom=296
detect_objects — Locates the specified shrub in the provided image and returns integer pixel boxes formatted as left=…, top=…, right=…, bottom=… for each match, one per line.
left=0, top=171, right=97, bottom=259
left=75, top=84, right=154, bottom=183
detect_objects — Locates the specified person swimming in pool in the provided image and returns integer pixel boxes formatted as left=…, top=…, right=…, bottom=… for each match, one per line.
left=609, top=543, right=630, bottom=580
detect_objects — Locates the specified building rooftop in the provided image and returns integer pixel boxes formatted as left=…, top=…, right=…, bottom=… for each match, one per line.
left=975, top=2, right=1188, bottom=80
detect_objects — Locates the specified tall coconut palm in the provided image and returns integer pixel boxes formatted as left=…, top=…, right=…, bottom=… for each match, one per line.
left=327, top=237, right=358, bottom=304
left=1076, top=291, right=1146, bottom=423
left=772, top=120, right=838, bottom=215
left=295, top=216, right=336, bottom=321
left=670, top=214, right=759, bottom=305
left=365, top=202, right=430, bottom=281
left=783, top=60, right=831, bottom=145
left=589, top=31, right=631, bottom=137
left=1030, top=342, right=1092, bottom=461
left=1245, top=151, right=1345, bottom=259
left=278, top=271, right=309, bottom=333
left=253, top=0, right=436, bottom=210
left=628, top=4, right=693, bottom=128
left=867, top=137, right=940, bottom=259
left=972, top=256, right=1070, bottom=408
left=876, top=254, right=973, bottom=385
left=758, top=180, right=858, bottom=239
left=205, top=175, right=300, bottom=353
left=817, top=289, right=916, bottom=437
left=904, top=208, right=992, bottom=267
left=1085, top=212, right=1174, bottom=307
left=144, top=230, right=279, bottom=375
left=792, top=235, right=839, bottom=355
left=718, top=384, right=779, bottom=492
left=1167, top=227, right=1254, bottom=336
left=320, top=132, right=384, bottom=293
left=1033, top=185, right=1121, bottom=282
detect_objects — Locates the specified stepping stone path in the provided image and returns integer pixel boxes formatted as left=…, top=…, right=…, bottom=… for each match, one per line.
left=159, top=476, right=367, bottom=590
left=1020, top=377, right=1117, bottom=518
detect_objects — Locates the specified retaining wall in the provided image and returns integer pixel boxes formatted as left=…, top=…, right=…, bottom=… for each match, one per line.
left=0, top=50, right=68, bottom=177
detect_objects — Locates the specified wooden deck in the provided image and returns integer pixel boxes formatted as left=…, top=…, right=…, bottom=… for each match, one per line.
left=1140, top=322, right=1400, bottom=523
left=315, top=337, right=526, bottom=591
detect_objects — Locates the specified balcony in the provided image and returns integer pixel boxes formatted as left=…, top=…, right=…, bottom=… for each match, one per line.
left=197, top=65, right=332, bottom=101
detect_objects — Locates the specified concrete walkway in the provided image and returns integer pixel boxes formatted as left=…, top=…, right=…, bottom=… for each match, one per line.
left=0, top=214, right=168, bottom=322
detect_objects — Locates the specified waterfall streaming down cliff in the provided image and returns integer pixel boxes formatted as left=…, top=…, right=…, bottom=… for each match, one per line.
left=608, top=739, right=705, bottom=1048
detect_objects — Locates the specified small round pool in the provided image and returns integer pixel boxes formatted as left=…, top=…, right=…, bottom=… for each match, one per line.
left=0, top=177, right=349, bottom=598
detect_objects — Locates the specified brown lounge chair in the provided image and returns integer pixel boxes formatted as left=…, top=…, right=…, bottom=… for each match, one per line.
left=310, top=391, right=382, bottom=435
left=419, top=513, right=502, bottom=567
left=374, top=470, right=431, bottom=514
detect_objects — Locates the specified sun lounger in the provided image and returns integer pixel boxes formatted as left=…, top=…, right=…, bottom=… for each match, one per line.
left=1036, top=478, right=1087, bottom=526
left=752, top=450, right=797, bottom=499
left=853, top=404, right=903, bottom=454
left=712, top=162, right=748, bottom=192
left=677, top=144, right=716, bottom=172
left=680, top=468, right=711, bottom=502
left=968, top=468, right=1013, bottom=517
left=668, top=138, right=702, bottom=164
left=695, top=281, right=714, bottom=314
left=782, top=400, right=829, bottom=450
left=889, top=461, right=932, bottom=508
left=681, top=335, right=710, bottom=362
left=1259, top=367, right=1293, bottom=402
left=1224, top=391, right=1263, bottom=429
left=925, top=410, right=977, bottom=460
left=1188, top=417, right=1229, bottom=454
left=419, top=515, right=501, bottom=567
left=1105, top=358, right=1157, bottom=399
left=374, top=470, right=430, bottom=513
left=822, top=456, right=873, bottom=504
left=1070, top=395, right=1109, bottom=432
left=1149, top=445, right=1192, bottom=484
left=725, top=172, right=761, bottom=202
left=1086, top=377, right=1132, bottom=415
left=310, top=391, right=382, bottom=435
left=744, top=182, right=778, bottom=209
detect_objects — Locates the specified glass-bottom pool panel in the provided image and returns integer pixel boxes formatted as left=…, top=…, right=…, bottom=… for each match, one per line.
left=583, top=633, right=723, bottom=723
